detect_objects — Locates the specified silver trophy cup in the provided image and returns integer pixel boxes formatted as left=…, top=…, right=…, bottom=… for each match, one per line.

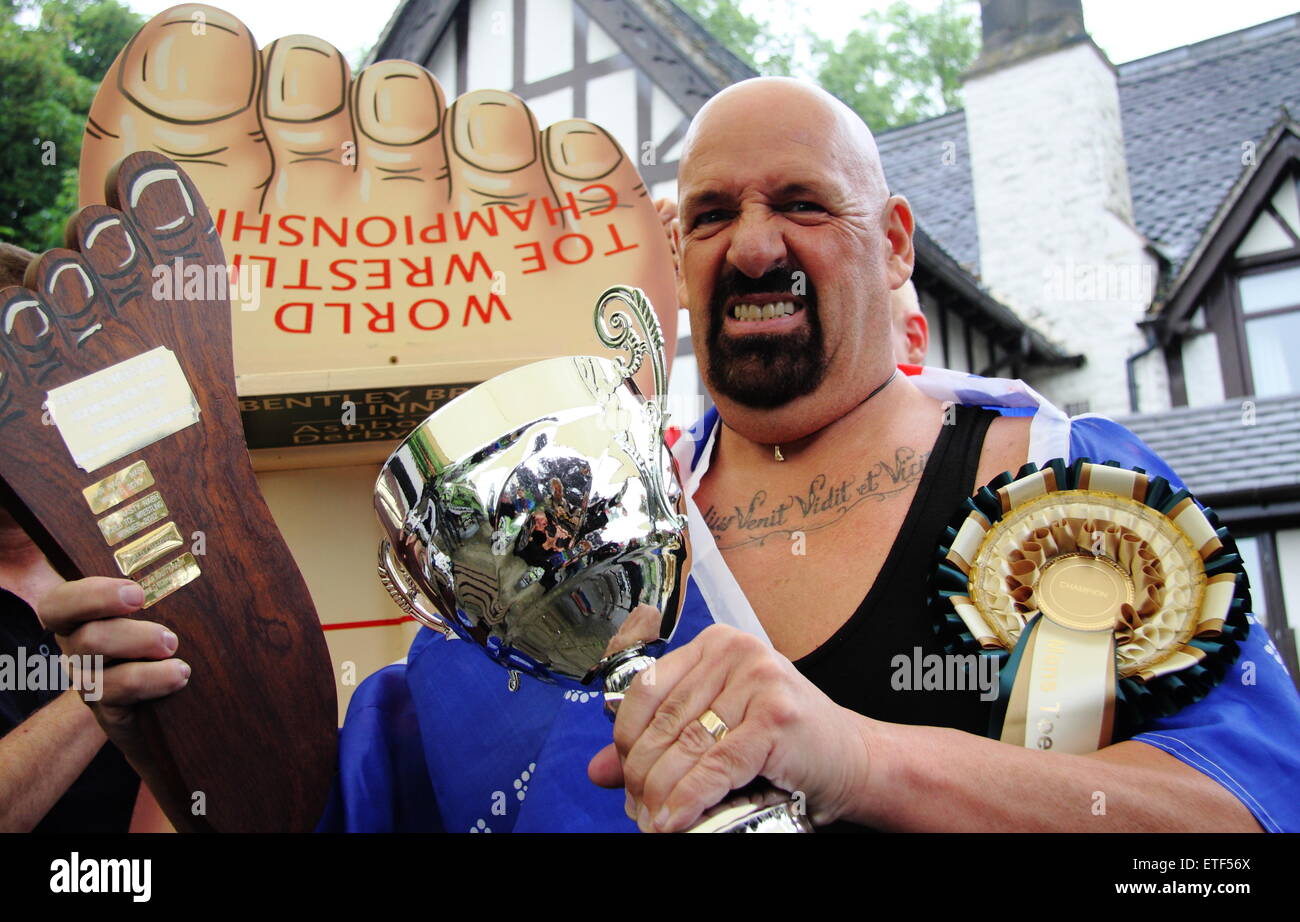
left=374, top=286, right=810, bottom=832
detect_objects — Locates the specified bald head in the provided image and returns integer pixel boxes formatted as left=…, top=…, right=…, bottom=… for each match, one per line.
left=672, top=76, right=916, bottom=441
left=890, top=279, right=928, bottom=365
left=680, top=77, right=890, bottom=206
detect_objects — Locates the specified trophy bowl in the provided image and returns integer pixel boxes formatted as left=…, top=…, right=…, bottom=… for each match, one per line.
left=373, top=331, right=690, bottom=684
left=374, top=286, right=809, bottom=832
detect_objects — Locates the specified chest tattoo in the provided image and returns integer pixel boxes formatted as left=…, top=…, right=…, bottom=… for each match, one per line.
left=702, top=446, right=930, bottom=551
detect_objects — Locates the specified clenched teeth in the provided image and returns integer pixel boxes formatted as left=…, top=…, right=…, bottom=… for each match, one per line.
left=732, top=301, right=797, bottom=321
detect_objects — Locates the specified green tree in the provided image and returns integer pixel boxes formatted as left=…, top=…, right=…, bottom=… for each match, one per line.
left=675, top=0, right=796, bottom=75
left=816, top=1, right=979, bottom=130
left=677, top=0, right=980, bottom=132
left=0, top=0, right=143, bottom=252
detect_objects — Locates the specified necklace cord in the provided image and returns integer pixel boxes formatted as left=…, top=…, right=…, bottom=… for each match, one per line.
left=773, top=368, right=899, bottom=461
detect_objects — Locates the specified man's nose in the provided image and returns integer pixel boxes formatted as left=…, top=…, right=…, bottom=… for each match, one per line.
left=726, top=210, right=788, bottom=278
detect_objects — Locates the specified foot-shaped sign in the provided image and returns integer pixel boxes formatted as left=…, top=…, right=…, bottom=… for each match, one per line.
left=80, top=5, right=679, bottom=452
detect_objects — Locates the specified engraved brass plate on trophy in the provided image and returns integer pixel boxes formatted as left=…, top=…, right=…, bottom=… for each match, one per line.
left=45, top=346, right=201, bottom=473
left=83, top=460, right=155, bottom=514
left=1036, top=553, right=1133, bottom=632
left=97, top=490, right=169, bottom=546
left=138, top=553, right=201, bottom=608
left=114, top=521, right=185, bottom=576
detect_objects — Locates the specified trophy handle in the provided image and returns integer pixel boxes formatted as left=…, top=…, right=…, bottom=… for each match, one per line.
left=596, top=643, right=657, bottom=719
left=595, top=643, right=813, bottom=833
left=378, top=539, right=454, bottom=637
left=594, top=285, right=683, bottom=528
left=594, top=285, right=667, bottom=404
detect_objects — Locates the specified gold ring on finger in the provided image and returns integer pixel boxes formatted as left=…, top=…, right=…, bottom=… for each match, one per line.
left=697, top=708, right=728, bottom=743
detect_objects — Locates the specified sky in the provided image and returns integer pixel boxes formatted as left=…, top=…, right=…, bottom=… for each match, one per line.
left=115, top=0, right=1300, bottom=71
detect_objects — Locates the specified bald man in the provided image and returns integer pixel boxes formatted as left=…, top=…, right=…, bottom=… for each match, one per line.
left=583, top=77, right=1280, bottom=832
left=39, top=80, right=1300, bottom=834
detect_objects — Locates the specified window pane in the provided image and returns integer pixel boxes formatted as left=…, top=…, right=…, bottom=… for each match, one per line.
left=1234, top=535, right=1267, bottom=628
left=1245, top=310, right=1300, bottom=396
left=1239, top=264, right=1300, bottom=314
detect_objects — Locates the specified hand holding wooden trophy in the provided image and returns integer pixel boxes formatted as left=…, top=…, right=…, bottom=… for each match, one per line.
left=0, top=152, right=337, bottom=832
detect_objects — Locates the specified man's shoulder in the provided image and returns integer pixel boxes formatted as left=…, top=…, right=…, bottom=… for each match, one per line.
left=1066, top=414, right=1186, bottom=490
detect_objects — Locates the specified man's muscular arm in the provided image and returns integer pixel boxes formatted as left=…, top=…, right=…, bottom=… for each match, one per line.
left=591, top=624, right=1264, bottom=833
left=854, top=719, right=1264, bottom=832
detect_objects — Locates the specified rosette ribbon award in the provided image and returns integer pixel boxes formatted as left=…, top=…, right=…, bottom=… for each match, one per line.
left=933, top=458, right=1252, bottom=752
left=374, top=285, right=810, bottom=832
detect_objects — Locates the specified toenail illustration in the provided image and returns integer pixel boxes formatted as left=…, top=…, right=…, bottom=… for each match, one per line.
left=126, top=168, right=203, bottom=256
left=74, top=212, right=150, bottom=318
left=451, top=91, right=538, bottom=172
left=355, top=61, right=442, bottom=147
left=118, top=7, right=258, bottom=122
left=40, top=258, right=103, bottom=342
left=544, top=121, right=624, bottom=181
left=262, top=35, right=348, bottom=124
left=0, top=295, right=57, bottom=383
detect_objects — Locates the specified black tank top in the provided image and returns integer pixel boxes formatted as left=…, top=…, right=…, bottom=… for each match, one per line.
left=793, top=403, right=998, bottom=734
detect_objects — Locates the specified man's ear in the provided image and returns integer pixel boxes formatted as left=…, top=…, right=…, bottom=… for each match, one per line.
left=904, top=310, right=928, bottom=365
left=883, top=195, right=915, bottom=288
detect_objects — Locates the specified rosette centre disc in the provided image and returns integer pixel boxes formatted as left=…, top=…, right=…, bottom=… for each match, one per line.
left=1037, top=553, right=1132, bottom=631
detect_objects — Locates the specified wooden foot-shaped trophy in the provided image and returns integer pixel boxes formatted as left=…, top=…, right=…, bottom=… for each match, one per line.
left=0, top=151, right=336, bottom=832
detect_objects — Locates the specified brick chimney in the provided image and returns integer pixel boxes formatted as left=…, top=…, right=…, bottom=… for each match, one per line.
left=963, top=0, right=1165, bottom=416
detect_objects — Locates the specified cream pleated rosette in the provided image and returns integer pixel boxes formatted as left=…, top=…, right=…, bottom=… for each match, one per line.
left=932, top=459, right=1251, bottom=752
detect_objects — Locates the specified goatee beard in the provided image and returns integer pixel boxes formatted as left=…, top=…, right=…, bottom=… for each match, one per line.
left=705, top=268, right=825, bottom=409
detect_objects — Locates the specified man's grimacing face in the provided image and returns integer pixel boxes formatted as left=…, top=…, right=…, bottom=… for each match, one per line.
left=675, top=81, right=909, bottom=413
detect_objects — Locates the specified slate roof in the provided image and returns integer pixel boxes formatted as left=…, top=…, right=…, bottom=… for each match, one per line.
left=873, top=13, right=1300, bottom=287
left=876, top=110, right=981, bottom=275
left=1119, top=14, right=1300, bottom=276
left=1115, top=396, right=1300, bottom=507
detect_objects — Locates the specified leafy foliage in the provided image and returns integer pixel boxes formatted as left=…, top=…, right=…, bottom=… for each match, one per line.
left=677, top=0, right=980, bottom=132
left=816, top=1, right=979, bottom=130
left=0, top=0, right=143, bottom=251
left=674, top=0, right=795, bottom=75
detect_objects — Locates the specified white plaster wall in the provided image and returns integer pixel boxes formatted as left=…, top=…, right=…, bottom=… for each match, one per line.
left=1182, top=328, right=1227, bottom=408
left=948, top=313, right=970, bottom=372
left=587, top=18, right=620, bottom=61
left=919, top=294, right=942, bottom=366
left=965, top=42, right=1160, bottom=418
left=971, top=328, right=990, bottom=375
left=467, top=0, right=513, bottom=91
left=587, top=68, right=639, bottom=160
left=1131, top=344, right=1172, bottom=414
left=429, top=31, right=456, bottom=94
left=525, top=85, right=574, bottom=131
left=524, top=0, right=574, bottom=84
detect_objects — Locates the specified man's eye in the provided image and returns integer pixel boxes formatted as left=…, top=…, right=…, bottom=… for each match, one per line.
left=693, top=209, right=729, bottom=227
left=783, top=201, right=824, bottom=213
